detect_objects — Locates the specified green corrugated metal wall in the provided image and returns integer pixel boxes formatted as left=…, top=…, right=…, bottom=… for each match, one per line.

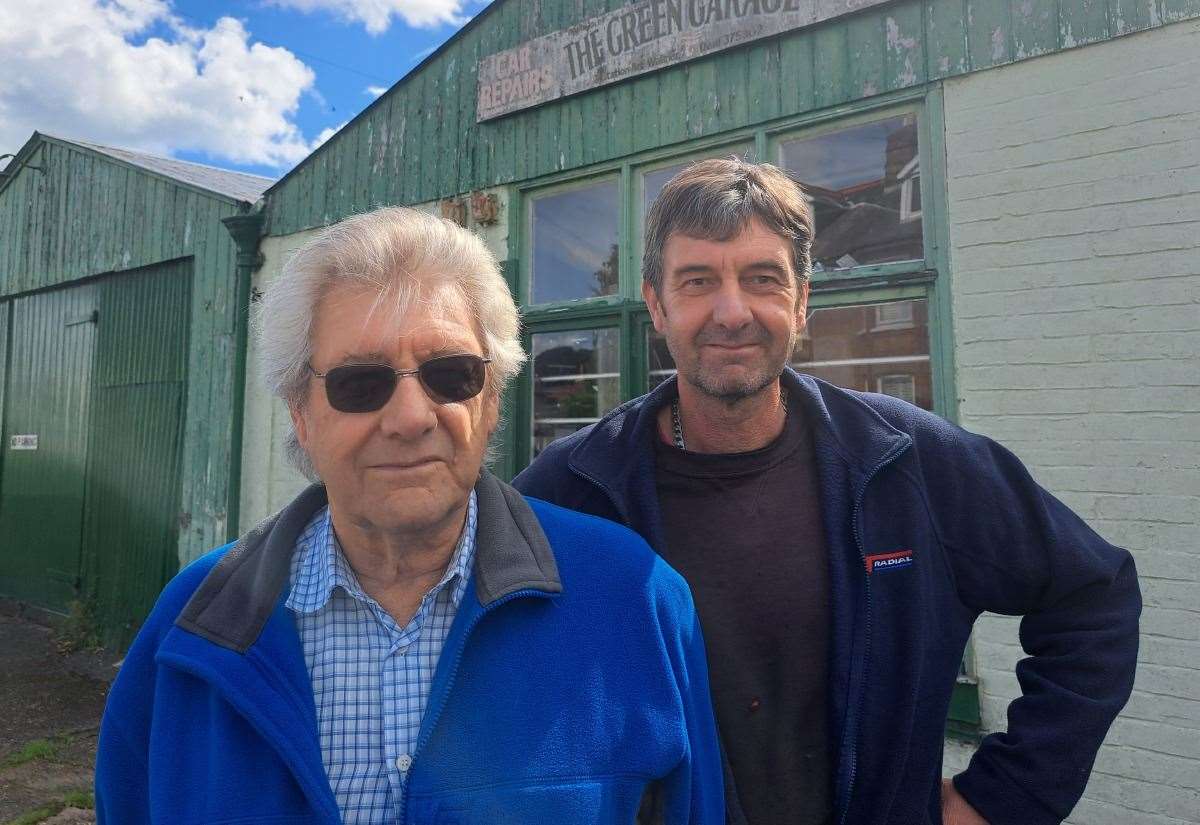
left=0, top=284, right=98, bottom=609
left=263, top=0, right=1200, bottom=236
left=80, top=260, right=190, bottom=648
left=0, top=137, right=245, bottom=567
left=0, top=261, right=190, bottom=641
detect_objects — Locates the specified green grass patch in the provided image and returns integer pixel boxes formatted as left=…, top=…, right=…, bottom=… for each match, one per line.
left=4, top=789, right=94, bottom=825
left=2, top=738, right=61, bottom=768
left=61, top=790, right=93, bottom=809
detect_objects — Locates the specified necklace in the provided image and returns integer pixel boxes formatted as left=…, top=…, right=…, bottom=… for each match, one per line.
left=670, top=387, right=788, bottom=450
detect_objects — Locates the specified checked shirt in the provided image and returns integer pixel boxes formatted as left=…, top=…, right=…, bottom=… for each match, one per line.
left=286, top=492, right=477, bottom=824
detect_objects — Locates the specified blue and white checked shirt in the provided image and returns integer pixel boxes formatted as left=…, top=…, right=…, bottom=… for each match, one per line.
left=286, top=492, right=477, bottom=824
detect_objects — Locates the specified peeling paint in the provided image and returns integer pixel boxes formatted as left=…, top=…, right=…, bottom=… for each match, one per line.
left=991, top=27, right=1006, bottom=61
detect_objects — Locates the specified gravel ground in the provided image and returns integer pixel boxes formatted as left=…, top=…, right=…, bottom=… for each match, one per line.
left=0, top=609, right=116, bottom=825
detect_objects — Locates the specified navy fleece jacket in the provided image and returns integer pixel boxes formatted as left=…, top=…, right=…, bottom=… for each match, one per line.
left=514, top=370, right=1142, bottom=825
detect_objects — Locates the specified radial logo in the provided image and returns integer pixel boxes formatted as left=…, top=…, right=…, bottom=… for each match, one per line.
left=864, top=550, right=914, bottom=574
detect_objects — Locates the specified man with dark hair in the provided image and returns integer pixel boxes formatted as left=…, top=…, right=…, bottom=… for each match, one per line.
left=515, top=158, right=1141, bottom=825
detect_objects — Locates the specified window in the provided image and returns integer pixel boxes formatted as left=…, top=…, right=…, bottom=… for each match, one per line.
left=513, top=103, right=949, bottom=471
left=528, top=178, right=620, bottom=304
left=793, top=300, right=932, bottom=410
left=779, top=114, right=923, bottom=273
left=530, top=328, right=620, bottom=459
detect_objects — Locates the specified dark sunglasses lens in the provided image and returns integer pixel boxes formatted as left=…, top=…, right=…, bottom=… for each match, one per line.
left=324, top=365, right=396, bottom=412
left=419, top=355, right=487, bottom=403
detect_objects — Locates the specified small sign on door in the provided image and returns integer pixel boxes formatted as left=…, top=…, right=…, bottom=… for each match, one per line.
left=9, top=434, right=38, bottom=450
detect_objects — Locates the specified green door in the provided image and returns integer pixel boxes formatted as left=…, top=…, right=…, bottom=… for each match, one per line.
left=80, top=260, right=191, bottom=647
left=0, top=285, right=98, bottom=610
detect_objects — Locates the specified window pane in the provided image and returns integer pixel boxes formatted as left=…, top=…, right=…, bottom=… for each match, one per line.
left=645, top=298, right=932, bottom=410
left=792, top=299, right=932, bottom=410
left=529, top=180, right=620, bottom=304
left=641, top=149, right=755, bottom=217
left=531, top=328, right=621, bottom=458
left=646, top=326, right=676, bottom=394
left=643, top=162, right=689, bottom=216
left=779, top=115, right=923, bottom=272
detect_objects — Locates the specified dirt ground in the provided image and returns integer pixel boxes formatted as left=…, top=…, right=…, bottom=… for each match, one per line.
left=0, top=608, right=118, bottom=825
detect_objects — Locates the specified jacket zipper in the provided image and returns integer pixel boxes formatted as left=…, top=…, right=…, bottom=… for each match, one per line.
left=838, top=440, right=910, bottom=825
left=401, top=588, right=552, bottom=825
left=569, top=462, right=632, bottom=526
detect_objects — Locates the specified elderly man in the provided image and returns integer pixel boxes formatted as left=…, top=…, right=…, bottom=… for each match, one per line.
left=96, top=207, right=723, bottom=824
left=516, top=159, right=1141, bottom=825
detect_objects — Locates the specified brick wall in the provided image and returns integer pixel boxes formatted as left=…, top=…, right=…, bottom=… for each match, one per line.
left=942, top=19, right=1200, bottom=824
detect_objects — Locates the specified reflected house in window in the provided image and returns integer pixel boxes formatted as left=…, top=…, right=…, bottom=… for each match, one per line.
left=530, top=328, right=620, bottom=458
left=792, top=299, right=933, bottom=410
left=783, top=116, right=923, bottom=272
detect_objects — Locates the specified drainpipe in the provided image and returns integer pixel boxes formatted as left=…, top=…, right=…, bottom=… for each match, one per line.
left=221, top=206, right=265, bottom=542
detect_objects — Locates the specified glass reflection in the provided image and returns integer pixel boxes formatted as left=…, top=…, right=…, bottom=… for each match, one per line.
left=780, top=115, right=923, bottom=272
left=645, top=299, right=932, bottom=410
left=531, top=328, right=621, bottom=458
left=529, top=180, right=620, bottom=304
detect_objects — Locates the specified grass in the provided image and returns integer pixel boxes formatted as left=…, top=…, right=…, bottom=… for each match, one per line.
left=2, top=738, right=63, bottom=769
left=4, top=790, right=94, bottom=825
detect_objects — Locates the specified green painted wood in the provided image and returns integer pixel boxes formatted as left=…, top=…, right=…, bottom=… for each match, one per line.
left=967, top=0, right=1012, bottom=69
left=847, top=13, right=886, bottom=99
left=885, top=3, right=927, bottom=90
left=1111, top=0, right=1160, bottom=33
left=1163, top=0, right=1200, bottom=22
left=261, top=0, right=1200, bottom=235
left=1060, top=0, right=1111, bottom=46
left=80, top=261, right=190, bottom=648
left=778, top=29, right=816, bottom=118
left=0, top=284, right=97, bottom=611
left=813, top=21, right=850, bottom=109
left=1011, top=0, right=1060, bottom=58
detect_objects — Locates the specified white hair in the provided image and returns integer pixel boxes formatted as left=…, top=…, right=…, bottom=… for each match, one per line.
left=255, top=206, right=526, bottom=479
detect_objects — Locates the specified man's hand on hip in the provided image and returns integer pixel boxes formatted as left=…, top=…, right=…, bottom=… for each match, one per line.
left=942, top=779, right=990, bottom=825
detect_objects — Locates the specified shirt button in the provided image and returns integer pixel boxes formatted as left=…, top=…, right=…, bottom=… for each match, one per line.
left=396, top=754, right=413, bottom=772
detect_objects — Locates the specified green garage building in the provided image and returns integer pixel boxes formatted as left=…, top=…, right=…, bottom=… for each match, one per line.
left=0, top=133, right=270, bottom=646
left=238, top=2, right=1200, bottom=823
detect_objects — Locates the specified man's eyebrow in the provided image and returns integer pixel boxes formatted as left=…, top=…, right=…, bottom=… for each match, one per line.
left=669, top=263, right=716, bottom=279
left=332, top=350, right=391, bottom=364
left=741, top=260, right=790, bottom=275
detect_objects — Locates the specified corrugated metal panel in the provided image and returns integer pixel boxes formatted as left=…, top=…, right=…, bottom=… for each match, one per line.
left=0, top=284, right=98, bottom=610
left=0, top=135, right=249, bottom=567
left=263, top=0, right=1200, bottom=236
left=80, top=260, right=191, bottom=646
left=0, top=302, right=9, bottom=507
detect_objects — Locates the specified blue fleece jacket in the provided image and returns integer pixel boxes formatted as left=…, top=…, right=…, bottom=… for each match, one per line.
left=95, top=474, right=724, bottom=825
left=514, top=370, right=1142, bottom=825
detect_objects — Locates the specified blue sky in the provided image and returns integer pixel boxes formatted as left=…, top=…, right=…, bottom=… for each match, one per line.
left=0, top=0, right=490, bottom=181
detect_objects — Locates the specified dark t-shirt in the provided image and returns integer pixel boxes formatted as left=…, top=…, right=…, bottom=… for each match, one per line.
left=653, top=400, right=832, bottom=825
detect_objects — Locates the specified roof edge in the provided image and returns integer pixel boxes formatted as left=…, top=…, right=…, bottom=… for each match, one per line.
left=263, top=0, right=505, bottom=199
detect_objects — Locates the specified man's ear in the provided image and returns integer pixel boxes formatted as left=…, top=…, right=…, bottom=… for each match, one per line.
left=796, top=280, right=811, bottom=332
left=642, top=279, right=667, bottom=333
left=288, top=402, right=309, bottom=450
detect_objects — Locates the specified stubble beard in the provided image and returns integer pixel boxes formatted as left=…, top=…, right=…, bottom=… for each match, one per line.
left=674, top=324, right=797, bottom=407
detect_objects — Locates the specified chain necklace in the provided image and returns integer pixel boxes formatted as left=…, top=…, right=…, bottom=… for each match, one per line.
left=670, top=387, right=788, bottom=450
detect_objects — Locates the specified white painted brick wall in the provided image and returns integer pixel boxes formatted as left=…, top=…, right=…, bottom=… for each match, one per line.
left=942, top=19, right=1200, bottom=825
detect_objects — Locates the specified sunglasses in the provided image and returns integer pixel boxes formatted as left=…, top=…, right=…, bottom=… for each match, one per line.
left=309, top=354, right=491, bottom=413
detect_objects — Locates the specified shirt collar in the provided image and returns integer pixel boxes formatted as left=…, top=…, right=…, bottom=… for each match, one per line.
left=287, top=490, right=478, bottom=615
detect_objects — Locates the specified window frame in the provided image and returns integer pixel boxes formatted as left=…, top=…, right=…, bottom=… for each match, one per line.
left=508, top=85, right=976, bottom=737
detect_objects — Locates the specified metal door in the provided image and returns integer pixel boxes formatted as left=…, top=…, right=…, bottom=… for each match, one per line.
left=0, top=285, right=97, bottom=610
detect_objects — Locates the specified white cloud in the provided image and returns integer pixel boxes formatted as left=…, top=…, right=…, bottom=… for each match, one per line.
left=312, top=121, right=349, bottom=148
left=0, top=0, right=322, bottom=171
left=267, top=0, right=470, bottom=34
left=364, top=85, right=389, bottom=97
